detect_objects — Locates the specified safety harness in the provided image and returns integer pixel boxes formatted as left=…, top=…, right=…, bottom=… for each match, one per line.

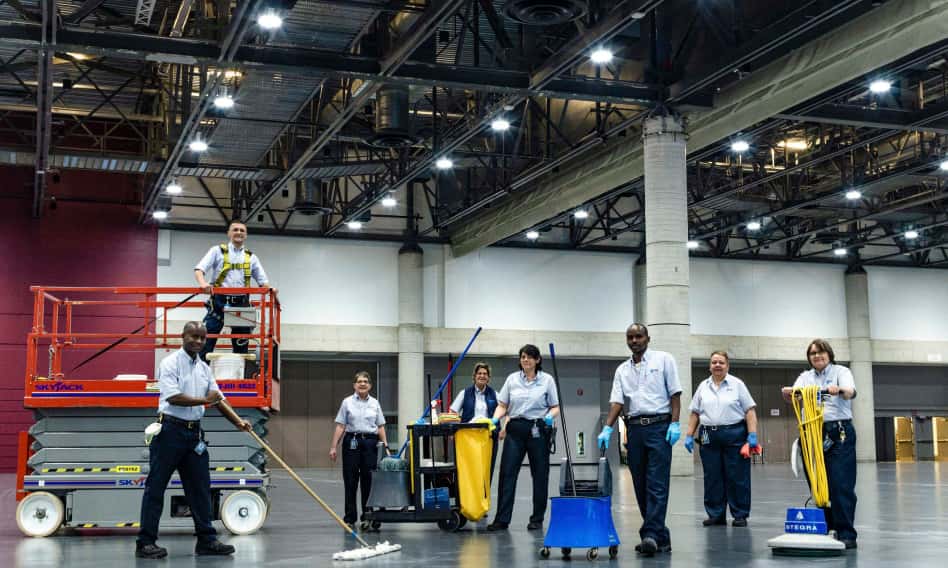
left=213, top=243, right=252, bottom=287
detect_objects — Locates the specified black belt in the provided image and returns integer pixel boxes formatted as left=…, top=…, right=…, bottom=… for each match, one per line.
left=510, top=417, right=546, bottom=425
left=346, top=432, right=378, bottom=439
left=702, top=421, right=746, bottom=431
left=159, top=414, right=200, bottom=429
left=624, top=413, right=671, bottom=426
left=824, top=419, right=852, bottom=427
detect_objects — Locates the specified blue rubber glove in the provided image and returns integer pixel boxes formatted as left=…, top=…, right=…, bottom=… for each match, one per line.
left=748, top=432, right=758, bottom=448
left=597, top=425, right=614, bottom=449
left=666, top=422, right=681, bottom=446
left=544, top=413, right=554, bottom=427
left=415, top=418, right=427, bottom=425
left=684, top=435, right=694, bottom=453
left=491, top=417, right=500, bottom=426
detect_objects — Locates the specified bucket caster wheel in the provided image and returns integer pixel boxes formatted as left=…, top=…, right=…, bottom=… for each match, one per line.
left=539, top=547, right=551, bottom=558
left=586, top=548, right=598, bottom=560
left=371, top=521, right=381, bottom=530
left=608, top=545, right=619, bottom=559
left=561, top=547, right=571, bottom=559
left=437, top=510, right=462, bottom=532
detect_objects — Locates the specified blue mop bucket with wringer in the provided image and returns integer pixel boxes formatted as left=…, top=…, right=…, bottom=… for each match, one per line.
left=540, top=343, right=620, bottom=561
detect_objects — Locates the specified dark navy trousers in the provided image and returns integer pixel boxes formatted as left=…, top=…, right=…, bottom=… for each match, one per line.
left=625, top=421, right=672, bottom=546
left=342, top=433, right=378, bottom=524
left=495, top=418, right=550, bottom=524
left=201, top=294, right=250, bottom=361
left=137, top=421, right=216, bottom=546
left=823, top=420, right=858, bottom=541
left=698, top=423, right=750, bottom=520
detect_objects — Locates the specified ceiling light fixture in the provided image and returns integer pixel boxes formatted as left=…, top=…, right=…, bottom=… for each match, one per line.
left=904, top=229, right=919, bottom=240
left=573, top=210, right=589, bottom=220
left=188, top=138, right=208, bottom=152
left=152, top=210, right=168, bottom=221
left=731, top=140, right=750, bottom=153
left=746, top=220, right=761, bottom=231
left=833, top=247, right=848, bottom=256
left=346, top=220, right=363, bottom=230
left=257, top=11, right=283, bottom=30
left=435, top=157, right=453, bottom=170
left=687, top=240, right=700, bottom=250
left=490, top=118, right=511, bottom=132
left=939, top=159, right=948, bottom=171
left=590, top=48, right=613, bottom=64
left=869, top=79, right=892, bottom=94
left=165, top=182, right=183, bottom=195
left=845, top=189, right=862, bottom=200
left=213, top=91, right=235, bottom=109
left=381, top=195, right=397, bottom=208
left=526, top=230, right=540, bottom=240
left=778, top=139, right=809, bottom=151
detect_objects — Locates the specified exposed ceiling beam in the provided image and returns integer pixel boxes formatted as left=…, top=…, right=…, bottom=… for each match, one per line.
left=32, top=0, right=55, bottom=218
left=449, top=0, right=948, bottom=257
left=775, top=101, right=948, bottom=136
left=141, top=0, right=264, bottom=220
left=0, top=20, right=662, bottom=105
left=243, top=0, right=468, bottom=221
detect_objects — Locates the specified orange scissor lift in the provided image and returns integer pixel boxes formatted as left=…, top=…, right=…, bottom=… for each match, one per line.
left=15, top=286, right=280, bottom=537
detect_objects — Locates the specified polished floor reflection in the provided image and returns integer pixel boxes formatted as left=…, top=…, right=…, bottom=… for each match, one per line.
left=2, top=462, right=946, bottom=567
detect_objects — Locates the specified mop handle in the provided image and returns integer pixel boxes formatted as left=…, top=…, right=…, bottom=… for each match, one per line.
left=218, top=401, right=370, bottom=547
left=548, top=343, right=577, bottom=496
left=396, top=326, right=482, bottom=458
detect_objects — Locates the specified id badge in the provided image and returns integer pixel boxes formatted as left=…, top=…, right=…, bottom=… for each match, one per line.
left=701, top=428, right=710, bottom=445
left=531, top=424, right=540, bottom=439
left=350, top=437, right=358, bottom=450
left=194, top=440, right=207, bottom=455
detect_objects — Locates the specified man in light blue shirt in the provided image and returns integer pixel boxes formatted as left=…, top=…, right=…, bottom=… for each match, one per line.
left=597, top=324, right=682, bottom=557
left=194, top=220, right=271, bottom=361
left=136, top=322, right=251, bottom=559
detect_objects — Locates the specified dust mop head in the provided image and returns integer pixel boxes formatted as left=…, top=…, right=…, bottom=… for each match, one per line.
left=379, top=456, right=408, bottom=471
left=332, top=541, right=402, bottom=561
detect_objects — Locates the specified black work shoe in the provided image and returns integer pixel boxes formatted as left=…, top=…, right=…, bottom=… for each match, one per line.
left=135, top=543, right=168, bottom=559
left=195, top=540, right=235, bottom=556
left=732, top=518, right=748, bottom=527
left=526, top=521, right=542, bottom=531
left=486, top=521, right=509, bottom=532
left=703, top=517, right=727, bottom=526
left=639, top=537, right=658, bottom=556
left=841, top=539, right=857, bottom=549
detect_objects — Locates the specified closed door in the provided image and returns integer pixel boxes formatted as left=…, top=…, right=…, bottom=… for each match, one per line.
left=267, top=361, right=377, bottom=468
left=895, top=417, right=915, bottom=462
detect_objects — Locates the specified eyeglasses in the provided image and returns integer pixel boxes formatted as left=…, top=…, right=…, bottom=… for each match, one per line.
left=808, top=350, right=826, bottom=356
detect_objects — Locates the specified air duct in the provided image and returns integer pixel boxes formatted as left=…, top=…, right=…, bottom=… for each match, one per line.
left=503, top=0, right=586, bottom=26
left=289, top=179, right=332, bottom=215
left=370, top=85, right=415, bottom=148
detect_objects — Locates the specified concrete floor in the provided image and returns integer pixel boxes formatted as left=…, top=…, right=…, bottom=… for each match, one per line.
left=2, top=462, right=946, bottom=567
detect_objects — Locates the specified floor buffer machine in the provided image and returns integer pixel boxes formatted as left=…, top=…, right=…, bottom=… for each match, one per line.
left=767, top=386, right=845, bottom=556
left=539, top=343, right=620, bottom=561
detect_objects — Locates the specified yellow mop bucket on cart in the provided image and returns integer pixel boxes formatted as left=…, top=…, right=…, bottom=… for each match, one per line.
left=455, top=419, right=494, bottom=521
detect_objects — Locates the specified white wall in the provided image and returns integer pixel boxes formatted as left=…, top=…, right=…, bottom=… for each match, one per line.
left=441, top=246, right=636, bottom=332
left=158, top=231, right=400, bottom=326
left=690, top=258, right=848, bottom=338
left=867, top=267, right=948, bottom=341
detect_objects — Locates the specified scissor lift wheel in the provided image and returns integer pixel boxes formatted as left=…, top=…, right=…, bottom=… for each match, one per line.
left=16, top=492, right=64, bottom=537
left=220, top=490, right=268, bottom=535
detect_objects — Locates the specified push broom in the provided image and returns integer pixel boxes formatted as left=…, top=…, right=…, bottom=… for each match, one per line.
left=217, top=400, right=401, bottom=561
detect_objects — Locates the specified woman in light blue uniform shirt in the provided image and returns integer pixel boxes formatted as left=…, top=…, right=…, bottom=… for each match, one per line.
left=487, top=344, right=559, bottom=532
left=684, top=351, right=758, bottom=527
left=781, top=339, right=858, bottom=549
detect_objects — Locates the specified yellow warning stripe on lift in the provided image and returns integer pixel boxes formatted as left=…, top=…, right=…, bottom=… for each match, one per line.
left=213, top=466, right=244, bottom=471
left=115, top=522, right=140, bottom=528
left=79, top=523, right=98, bottom=528
left=41, top=466, right=141, bottom=473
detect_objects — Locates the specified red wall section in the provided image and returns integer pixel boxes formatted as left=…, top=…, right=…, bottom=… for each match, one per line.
left=1, top=167, right=156, bottom=471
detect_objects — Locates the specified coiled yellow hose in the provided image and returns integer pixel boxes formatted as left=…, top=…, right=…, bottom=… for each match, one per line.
left=791, top=385, right=829, bottom=507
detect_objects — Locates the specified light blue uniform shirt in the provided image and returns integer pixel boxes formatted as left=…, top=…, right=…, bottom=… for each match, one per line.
left=689, top=374, right=756, bottom=426
left=158, top=348, right=221, bottom=421
left=195, top=243, right=269, bottom=288
left=610, top=349, right=683, bottom=416
left=792, top=364, right=856, bottom=421
left=497, top=371, right=559, bottom=420
left=450, top=386, right=489, bottom=420
left=335, top=394, right=385, bottom=434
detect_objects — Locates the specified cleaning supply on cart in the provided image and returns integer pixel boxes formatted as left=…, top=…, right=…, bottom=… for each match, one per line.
left=455, top=425, right=492, bottom=521
left=429, top=400, right=440, bottom=424
left=438, top=411, right=460, bottom=423
left=740, top=442, right=764, bottom=459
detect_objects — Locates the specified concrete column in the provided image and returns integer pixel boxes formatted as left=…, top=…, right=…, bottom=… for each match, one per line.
left=642, top=113, right=693, bottom=476
left=397, top=245, right=424, bottom=444
left=844, top=269, right=877, bottom=462
left=633, top=257, right=647, bottom=325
